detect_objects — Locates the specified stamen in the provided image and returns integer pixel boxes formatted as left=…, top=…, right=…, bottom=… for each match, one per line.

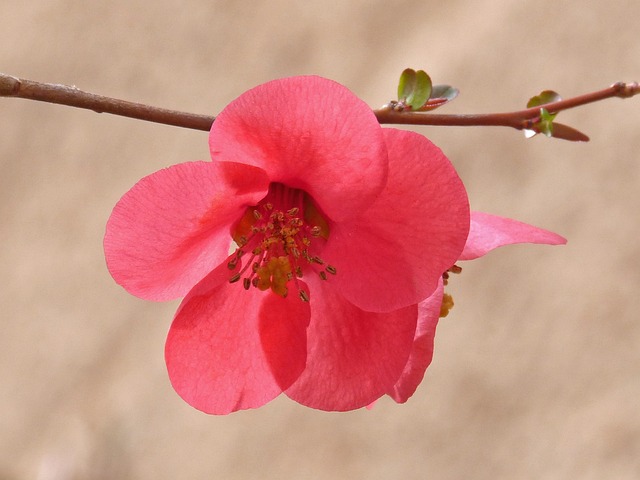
left=440, top=293, right=454, bottom=318
left=227, top=257, right=239, bottom=270
left=441, top=265, right=462, bottom=316
left=227, top=183, right=334, bottom=302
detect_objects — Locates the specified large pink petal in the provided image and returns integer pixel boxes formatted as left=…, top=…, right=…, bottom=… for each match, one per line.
left=320, top=129, right=469, bottom=312
left=165, top=263, right=309, bottom=415
left=459, top=211, right=567, bottom=261
left=285, top=277, right=418, bottom=411
left=209, top=76, right=388, bottom=221
left=104, top=161, right=269, bottom=301
left=388, top=279, right=443, bottom=403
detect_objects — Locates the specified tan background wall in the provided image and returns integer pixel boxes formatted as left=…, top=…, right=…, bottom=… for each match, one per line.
left=1, top=1, right=638, bottom=479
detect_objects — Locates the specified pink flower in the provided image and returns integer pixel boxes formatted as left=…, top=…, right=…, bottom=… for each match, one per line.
left=104, top=76, right=564, bottom=414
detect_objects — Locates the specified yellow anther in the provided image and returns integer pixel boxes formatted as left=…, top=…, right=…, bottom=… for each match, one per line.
left=439, top=293, right=454, bottom=318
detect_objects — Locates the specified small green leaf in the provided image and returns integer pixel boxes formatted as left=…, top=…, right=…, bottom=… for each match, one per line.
left=397, top=68, right=417, bottom=103
left=430, top=84, right=459, bottom=102
left=538, top=108, right=557, bottom=137
left=527, top=90, right=562, bottom=108
left=408, top=70, right=432, bottom=109
left=397, top=68, right=432, bottom=110
left=417, top=85, right=459, bottom=111
left=550, top=123, right=590, bottom=142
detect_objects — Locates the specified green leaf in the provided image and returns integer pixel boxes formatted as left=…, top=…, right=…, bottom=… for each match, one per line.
left=527, top=90, right=562, bottom=108
left=397, top=68, right=417, bottom=103
left=549, top=123, right=590, bottom=142
left=417, top=84, right=459, bottom=111
left=397, top=68, right=432, bottom=110
left=430, top=84, right=459, bottom=102
left=537, top=108, right=557, bottom=137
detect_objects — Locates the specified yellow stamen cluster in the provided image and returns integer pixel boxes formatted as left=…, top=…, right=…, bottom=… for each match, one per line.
left=228, top=187, right=336, bottom=301
left=255, top=256, right=292, bottom=297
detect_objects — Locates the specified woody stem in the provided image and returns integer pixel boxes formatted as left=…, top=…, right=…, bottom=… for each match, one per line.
left=1, top=72, right=638, bottom=132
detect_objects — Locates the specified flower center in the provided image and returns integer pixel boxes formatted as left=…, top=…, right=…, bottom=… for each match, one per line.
left=227, top=183, right=335, bottom=301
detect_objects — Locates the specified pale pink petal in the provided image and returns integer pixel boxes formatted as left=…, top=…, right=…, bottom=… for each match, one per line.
left=285, top=277, right=418, bottom=411
left=209, top=76, right=387, bottom=221
left=104, top=161, right=269, bottom=301
left=321, top=129, right=469, bottom=312
left=165, top=263, right=309, bottom=414
left=388, top=279, right=443, bottom=403
left=459, top=211, right=567, bottom=261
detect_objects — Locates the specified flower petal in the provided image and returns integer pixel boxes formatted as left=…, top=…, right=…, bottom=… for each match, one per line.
left=321, top=129, right=469, bottom=312
left=285, top=277, right=418, bottom=411
left=388, top=279, right=443, bottom=403
left=165, top=263, right=309, bottom=414
left=104, top=161, right=269, bottom=300
left=459, top=211, right=567, bottom=261
left=209, top=76, right=388, bottom=221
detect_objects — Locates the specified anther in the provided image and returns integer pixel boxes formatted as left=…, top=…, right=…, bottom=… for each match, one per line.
left=325, top=265, right=337, bottom=275
left=243, top=278, right=251, bottom=290
left=310, top=226, right=321, bottom=237
left=440, top=293, right=454, bottom=318
left=299, top=290, right=310, bottom=302
left=229, top=273, right=241, bottom=283
left=319, top=271, right=327, bottom=280
left=253, top=209, right=262, bottom=220
left=287, top=207, right=299, bottom=216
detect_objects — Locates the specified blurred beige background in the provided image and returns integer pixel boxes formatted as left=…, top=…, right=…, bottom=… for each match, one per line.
left=1, top=1, right=639, bottom=479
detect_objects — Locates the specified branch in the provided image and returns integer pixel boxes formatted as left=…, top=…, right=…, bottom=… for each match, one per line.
left=0, top=73, right=213, bottom=130
left=1, top=72, right=638, bottom=133
left=373, top=81, right=640, bottom=130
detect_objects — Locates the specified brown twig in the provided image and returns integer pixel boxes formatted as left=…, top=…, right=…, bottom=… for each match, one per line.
left=0, top=73, right=213, bottom=130
left=1, top=72, right=638, bottom=133
left=373, top=82, right=640, bottom=130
